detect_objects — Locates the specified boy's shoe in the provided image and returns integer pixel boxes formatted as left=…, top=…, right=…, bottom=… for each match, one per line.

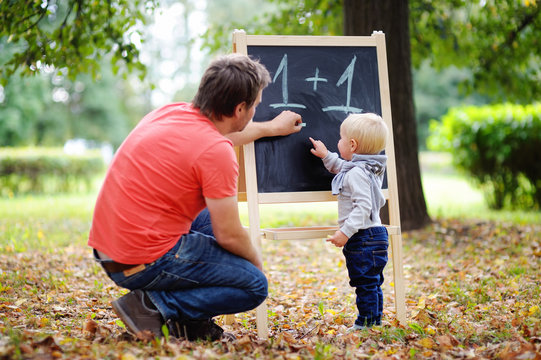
left=347, top=323, right=367, bottom=333
left=348, top=320, right=381, bottom=332
left=167, top=318, right=235, bottom=341
left=112, top=290, right=164, bottom=337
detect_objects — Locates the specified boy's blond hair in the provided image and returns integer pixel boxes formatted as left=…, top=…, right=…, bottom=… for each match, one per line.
left=341, top=113, right=388, bottom=155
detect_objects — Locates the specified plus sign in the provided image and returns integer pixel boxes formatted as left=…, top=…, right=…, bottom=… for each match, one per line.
left=305, top=68, right=328, bottom=91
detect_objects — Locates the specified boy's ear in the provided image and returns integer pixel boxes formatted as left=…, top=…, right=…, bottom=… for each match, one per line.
left=350, top=138, right=358, bottom=152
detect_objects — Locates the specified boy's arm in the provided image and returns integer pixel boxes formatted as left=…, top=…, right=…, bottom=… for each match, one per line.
left=326, top=230, right=349, bottom=247
left=321, top=151, right=344, bottom=174
left=309, top=137, right=344, bottom=174
left=309, top=137, right=328, bottom=158
left=226, top=110, right=303, bottom=146
left=340, top=170, right=372, bottom=238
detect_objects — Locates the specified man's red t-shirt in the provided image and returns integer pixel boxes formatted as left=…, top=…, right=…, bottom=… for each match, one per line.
left=88, top=103, right=238, bottom=264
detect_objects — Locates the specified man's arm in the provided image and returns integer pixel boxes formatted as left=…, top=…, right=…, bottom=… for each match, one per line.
left=226, top=110, right=303, bottom=146
left=205, top=196, right=262, bottom=270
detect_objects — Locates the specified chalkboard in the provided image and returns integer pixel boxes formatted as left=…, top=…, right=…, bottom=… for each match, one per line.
left=248, top=45, right=384, bottom=193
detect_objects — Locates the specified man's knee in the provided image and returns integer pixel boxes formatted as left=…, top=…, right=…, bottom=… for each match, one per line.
left=251, top=272, right=268, bottom=307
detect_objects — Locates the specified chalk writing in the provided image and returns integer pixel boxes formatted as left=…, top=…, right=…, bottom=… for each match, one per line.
left=305, top=68, right=327, bottom=91
left=270, top=54, right=363, bottom=114
left=322, top=56, right=363, bottom=113
left=270, top=54, right=306, bottom=109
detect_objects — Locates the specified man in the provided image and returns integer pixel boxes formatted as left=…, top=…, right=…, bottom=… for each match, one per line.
left=88, top=54, right=302, bottom=341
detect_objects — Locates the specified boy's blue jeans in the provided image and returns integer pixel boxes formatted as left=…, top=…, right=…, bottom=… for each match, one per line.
left=342, top=226, right=388, bottom=327
left=97, top=209, right=268, bottom=322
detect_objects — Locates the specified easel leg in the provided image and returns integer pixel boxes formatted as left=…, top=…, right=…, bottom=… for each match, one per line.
left=390, top=233, right=407, bottom=325
left=223, top=314, right=235, bottom=325
left=256, top=301, right=269, bottom=339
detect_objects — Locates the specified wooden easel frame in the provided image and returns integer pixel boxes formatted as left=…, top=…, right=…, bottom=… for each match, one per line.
left=231, top=30, right=406, bottom=339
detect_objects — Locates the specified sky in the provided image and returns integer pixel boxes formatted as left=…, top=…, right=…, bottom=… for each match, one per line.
left=139, top=1, right=209, bottom=107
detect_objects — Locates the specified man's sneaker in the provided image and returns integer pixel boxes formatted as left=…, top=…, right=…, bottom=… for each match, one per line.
left=112, top=290, right=164, bottom=337
left=167, top=318, right=235, bottom=341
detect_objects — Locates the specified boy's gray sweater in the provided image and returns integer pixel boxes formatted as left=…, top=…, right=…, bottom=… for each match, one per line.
left=322, top=152, right=387, bottom=238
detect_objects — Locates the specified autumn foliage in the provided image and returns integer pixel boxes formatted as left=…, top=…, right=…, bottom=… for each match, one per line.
left=1, top=219, right=540, bottom=359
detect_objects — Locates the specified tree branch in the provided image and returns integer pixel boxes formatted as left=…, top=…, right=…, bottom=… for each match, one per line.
left=60, top=0, right=77, bottom=30
left=19, top=6, right=48, bottom=33
left=481, top=6, right=541, bottom=71
left=503, top=6, right=541, bottom=51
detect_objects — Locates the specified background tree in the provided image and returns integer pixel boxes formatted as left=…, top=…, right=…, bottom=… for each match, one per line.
left=0, top=62, right=142, bottom=148
left=61, top=64, right=142, bottom=149
left=413, top=63, right=489, bottom=149
left=0, top=0, right=157, bottom=83
left=410, top=0, right=541, bottom=102
left=0, top=1, right=158, bottom=148
left=142, top=0, right=207, bottom=106
left=0, top=74, right=59, bottom=146
left=343, top=0, right=430, bottom=230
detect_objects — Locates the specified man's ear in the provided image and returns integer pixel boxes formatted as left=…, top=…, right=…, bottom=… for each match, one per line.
left=235, top=102, right=247, bottom=117
left=350, top=138, right=358, bottom=152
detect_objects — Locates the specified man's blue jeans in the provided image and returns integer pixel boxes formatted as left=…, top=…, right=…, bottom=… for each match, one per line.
left=100, top=209, right=268, bottom=322
left=342, top=226, right=388, bottom=327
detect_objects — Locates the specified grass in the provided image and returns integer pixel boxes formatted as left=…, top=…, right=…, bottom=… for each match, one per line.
left=420, top=152, right=541, bottom=224
left=0, top=193, right=95, bottom=251
left=1, top=151, right=539, bottom=253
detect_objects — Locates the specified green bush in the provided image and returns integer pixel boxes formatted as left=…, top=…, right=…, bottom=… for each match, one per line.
left=0, top=147, right=106, bottom=196
left=428, top=103, right=541, bottom=210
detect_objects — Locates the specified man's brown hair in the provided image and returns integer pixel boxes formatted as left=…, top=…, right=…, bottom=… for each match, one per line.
left=193, top=54, right=271, bottom=120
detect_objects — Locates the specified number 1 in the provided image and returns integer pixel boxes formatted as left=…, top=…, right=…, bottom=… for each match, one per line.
left=322, top=56, right=363, bottom=113
left=270, top=54, right=306, bottom=109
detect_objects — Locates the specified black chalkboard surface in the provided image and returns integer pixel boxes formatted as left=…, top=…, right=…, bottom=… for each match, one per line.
left=248, top=45, right=383, bottom=193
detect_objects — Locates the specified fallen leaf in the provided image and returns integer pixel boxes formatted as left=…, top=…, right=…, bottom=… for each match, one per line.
left=417, top=337, right=436, bottom=349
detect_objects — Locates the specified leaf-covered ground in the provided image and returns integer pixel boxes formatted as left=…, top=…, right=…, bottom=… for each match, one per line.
left=1, top=219, right=540, bottom=359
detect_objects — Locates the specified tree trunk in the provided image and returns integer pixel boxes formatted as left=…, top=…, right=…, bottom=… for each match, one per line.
left=344, top=0, right=430, bottom=231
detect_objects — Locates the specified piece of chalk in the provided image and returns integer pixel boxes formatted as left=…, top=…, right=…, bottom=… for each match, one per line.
left=299, top=123, right=307, bottom=127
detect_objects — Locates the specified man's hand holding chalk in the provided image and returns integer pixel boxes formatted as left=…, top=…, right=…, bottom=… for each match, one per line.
left=272, top=110, right=305, bottom=135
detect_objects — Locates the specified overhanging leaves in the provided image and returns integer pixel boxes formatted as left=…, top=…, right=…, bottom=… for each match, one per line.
left=0, top=0, right=157, bottom=84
